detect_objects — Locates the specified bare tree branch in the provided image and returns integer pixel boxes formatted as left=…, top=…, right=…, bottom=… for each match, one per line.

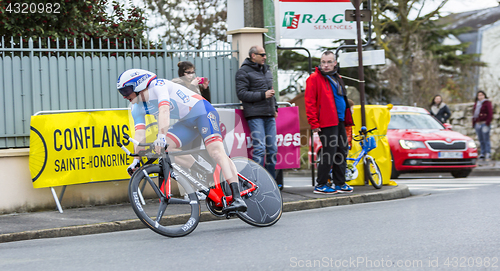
left=142, top=0, right=227, bottom=49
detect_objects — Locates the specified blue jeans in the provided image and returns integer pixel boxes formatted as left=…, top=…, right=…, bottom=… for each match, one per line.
left=247, top=117, right=277, bottom=179
left=475, top=123, right=491, bottom=156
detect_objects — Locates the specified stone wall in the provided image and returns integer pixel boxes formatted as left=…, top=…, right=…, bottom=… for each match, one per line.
left=448, top=102, right=500, bottom=159
left=478, top=22, right=500, bottom=103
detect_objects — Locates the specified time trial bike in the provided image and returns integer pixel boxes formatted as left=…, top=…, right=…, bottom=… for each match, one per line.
left=117, top=135, right=282, bottom=237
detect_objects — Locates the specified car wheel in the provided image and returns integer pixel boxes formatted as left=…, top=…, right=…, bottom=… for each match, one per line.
left=390, top=152, right=400, bottom=179
left=451, top=169, right=472, bottom=178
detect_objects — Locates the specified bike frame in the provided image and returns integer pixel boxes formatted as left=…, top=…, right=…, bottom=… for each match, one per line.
left=346, top=147, right=368, bottom=169
left=119, top=139, right=258, bottom=210
left=346, top=136, right=368, bottom=168
left=347, top=128, right=377, bottom=171
left=169, top=160, right=257, bottom=208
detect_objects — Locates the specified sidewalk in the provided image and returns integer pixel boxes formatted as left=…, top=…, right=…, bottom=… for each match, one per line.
left=470, top=160, right=500, bottom=176
left=0, top=175, right=410, bottom=243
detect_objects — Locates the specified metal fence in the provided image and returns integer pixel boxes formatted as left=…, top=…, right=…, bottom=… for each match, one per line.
left=0, top=37, right=240, bottom=148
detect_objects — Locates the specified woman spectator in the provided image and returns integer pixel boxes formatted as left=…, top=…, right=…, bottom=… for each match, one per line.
left=472, top=90, right=493, bottom=160
left=429, top=94, right=451, bottom=124
left=172, top=61, right=211, bottom=102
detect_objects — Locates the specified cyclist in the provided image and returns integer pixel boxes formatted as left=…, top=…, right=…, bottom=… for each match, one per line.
left=117, top=69, right=247, bottom=213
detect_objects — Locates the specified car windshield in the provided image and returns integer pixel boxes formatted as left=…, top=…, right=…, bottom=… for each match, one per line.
left=388, top=113, right=444, bottom=130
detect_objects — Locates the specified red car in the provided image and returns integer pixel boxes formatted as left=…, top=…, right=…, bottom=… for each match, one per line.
left=309, top=106, right=478, bottom=178
left=388, top=106, right=477, bottom=178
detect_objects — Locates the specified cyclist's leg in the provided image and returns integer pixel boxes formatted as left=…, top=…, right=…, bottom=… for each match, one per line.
left=205, top=137, right=247, bottom=212
left=195, top=101, right=246, bottom=212
left=205, top=138, right=237, bottom=183
left=165, top=122, right=201, bottom=197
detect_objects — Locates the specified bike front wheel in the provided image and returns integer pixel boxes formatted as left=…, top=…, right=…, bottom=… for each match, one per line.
left=231, top=157, right=283, bottom=227
left=128, top=164, right=200, bottom=237
left=365, top=156, right=383, bottom=189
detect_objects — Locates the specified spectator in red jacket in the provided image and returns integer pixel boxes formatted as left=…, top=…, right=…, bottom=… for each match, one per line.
left=305, top=51, right=354, bottom=194
left=472, top=90, right=493, bottom=160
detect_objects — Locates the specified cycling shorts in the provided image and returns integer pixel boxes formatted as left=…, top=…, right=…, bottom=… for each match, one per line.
left=167, top=100, right=222, bottom=148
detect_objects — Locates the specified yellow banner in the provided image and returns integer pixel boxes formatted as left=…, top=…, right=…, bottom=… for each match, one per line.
left=29, top=110, right=135, bottom=188
left=347, top=105, right=396, bottom=186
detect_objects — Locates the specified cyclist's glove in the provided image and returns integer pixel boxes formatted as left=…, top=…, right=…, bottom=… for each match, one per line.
left=127, top=158, right=141, bottom=176
left=154, top=134, right=167, bottom=149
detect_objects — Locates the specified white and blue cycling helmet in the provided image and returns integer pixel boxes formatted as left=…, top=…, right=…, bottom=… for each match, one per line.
left=117, top=69, right=157, bottom=97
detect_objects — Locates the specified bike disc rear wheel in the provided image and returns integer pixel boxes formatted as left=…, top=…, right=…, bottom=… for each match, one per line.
left=365, top=157, right=383, bottom=189
left=231, top=158, right=282, bottom=227
left=128, top=164, right=200, bottom=237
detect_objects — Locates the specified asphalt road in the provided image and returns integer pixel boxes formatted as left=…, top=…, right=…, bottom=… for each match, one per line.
left=1, top=176, right=499, bottom=270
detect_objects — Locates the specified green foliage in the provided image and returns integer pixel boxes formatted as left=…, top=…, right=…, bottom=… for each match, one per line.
left=143, top=0, right=227, bottom=49
left=0, top=0, right=150, bottom=50
left=278, top=50, right=319, bottom=73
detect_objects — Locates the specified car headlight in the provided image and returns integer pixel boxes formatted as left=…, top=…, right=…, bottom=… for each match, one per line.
left=399, top=140, right=426, bottom=149
left=468, top=140, right=477, bottom=149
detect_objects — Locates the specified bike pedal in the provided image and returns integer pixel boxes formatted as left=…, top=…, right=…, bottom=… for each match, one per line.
left=224, top=211, right=237, bottom=219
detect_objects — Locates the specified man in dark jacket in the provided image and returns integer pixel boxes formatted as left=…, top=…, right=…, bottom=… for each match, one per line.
left=305, top=51, right=354, bottom=194
left=236, top=45, right=278, bottom=182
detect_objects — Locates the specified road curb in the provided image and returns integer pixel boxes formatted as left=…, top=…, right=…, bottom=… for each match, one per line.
left=0, top=185, right=410, bottom=243
left=287, top=168, right=500, bottom=178
left=283, top=184, right=410, bottom=212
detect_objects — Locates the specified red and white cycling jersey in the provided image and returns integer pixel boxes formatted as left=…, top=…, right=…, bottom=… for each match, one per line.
left=131, top=79, right=205, bottom=128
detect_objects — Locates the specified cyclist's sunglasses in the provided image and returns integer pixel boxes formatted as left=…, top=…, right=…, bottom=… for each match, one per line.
left=118, top=85, right=134, bottom=97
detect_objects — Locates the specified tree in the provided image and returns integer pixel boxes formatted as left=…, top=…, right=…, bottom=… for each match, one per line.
left=278, top=50, right=317, bottom=73
left=372, top=0, right=452, bottom=105
left=142, top=0, right=227, bottom=49
left=371, top=0, right=485, bottom=106
left=277, top=49, right=317, bottom=99
left=0, top=0, right=150, bottom=51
